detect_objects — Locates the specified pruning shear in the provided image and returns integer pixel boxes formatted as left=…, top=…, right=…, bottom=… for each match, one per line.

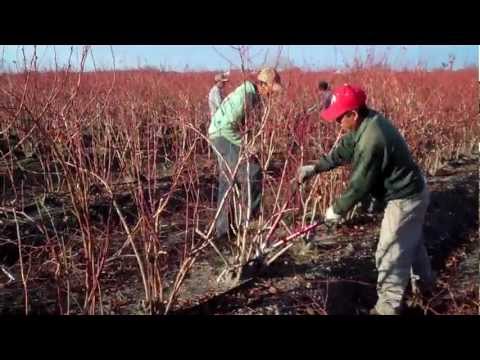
left=237, top=218, right=336, bottom=281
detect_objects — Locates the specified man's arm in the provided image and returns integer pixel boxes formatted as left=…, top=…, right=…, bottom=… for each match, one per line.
left=239, top=89, right=262, bottom=136
left=313, top=132, right=356, bottom=173
left=332, top=144, right=383, bottom=216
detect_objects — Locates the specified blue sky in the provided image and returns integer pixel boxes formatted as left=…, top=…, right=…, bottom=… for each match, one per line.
left=1, top=45, right=478, bottom=72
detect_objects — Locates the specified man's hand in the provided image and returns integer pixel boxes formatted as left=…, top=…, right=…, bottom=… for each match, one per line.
left=296, top=165, right=317, bottom=184
left=325, top=206, right=342, bottom=224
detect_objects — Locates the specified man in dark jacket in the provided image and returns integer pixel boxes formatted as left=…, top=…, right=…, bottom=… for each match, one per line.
left=306, top=80, right=333, bottom=114
left=297, top=84, right=434, bottom=315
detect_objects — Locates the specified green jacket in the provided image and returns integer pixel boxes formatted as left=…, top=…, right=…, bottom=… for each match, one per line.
left=208, top=81, right=260, bottom=146
left=314, top=110, right=425, bottom=216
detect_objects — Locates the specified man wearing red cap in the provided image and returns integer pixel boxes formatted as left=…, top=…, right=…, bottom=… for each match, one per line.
left=296, top=84, right=433, bottom=315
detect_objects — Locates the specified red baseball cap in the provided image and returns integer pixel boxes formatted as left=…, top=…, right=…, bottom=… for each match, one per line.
left=320, top=84, right=367, bottom=122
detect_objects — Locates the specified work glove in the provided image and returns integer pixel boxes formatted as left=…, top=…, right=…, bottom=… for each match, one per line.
left=296, top=165, right=317, bottom=184
left=324, top=206, right=342, bottom=225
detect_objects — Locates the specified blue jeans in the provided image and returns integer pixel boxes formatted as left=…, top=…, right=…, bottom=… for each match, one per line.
left=211, top=137, right=262, bottom=238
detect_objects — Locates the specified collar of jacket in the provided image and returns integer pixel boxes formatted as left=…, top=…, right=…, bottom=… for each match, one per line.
left=353, top=109, right=377, bottom=142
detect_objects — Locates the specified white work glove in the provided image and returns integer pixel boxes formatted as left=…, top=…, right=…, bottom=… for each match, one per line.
left=297, top=165, right=317, bottom=184
left=325, top=206, right=342, bottom=224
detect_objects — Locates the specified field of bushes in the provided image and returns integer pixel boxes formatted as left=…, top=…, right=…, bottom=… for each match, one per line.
left=0, top=50, right=478, bottom=314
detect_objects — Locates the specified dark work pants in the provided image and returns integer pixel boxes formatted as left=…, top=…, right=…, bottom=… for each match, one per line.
left=211, top=137, right=262, bottom=238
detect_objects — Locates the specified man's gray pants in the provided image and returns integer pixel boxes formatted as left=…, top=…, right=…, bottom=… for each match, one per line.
left=211, top=137, right=262, bottom=239
left=374, top=185, right=433, bottom=315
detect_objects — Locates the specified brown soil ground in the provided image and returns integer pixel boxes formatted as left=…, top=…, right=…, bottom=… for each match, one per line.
left=1, top=154, right=478, bottom=315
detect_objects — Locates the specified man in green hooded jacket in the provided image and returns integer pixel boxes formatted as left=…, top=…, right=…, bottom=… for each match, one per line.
left=209, top=67, right=282, bottom=242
